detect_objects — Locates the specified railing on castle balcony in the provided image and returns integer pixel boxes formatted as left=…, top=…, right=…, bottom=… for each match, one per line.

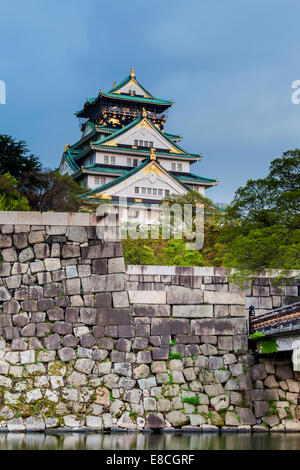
left=249, top=302, right=300, bottom=334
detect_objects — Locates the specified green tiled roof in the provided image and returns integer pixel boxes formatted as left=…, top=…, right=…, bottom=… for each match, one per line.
left=108, top=74, right=154, bottom=99
left=75, top=91, right=172, bottom=116
left=92, top=115, right=197, bottom=158
left=173, top=172, right=217, bottom=183
left=83, top=159, right=150, bottom=197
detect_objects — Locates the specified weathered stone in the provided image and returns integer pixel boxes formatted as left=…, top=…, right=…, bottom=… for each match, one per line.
left=21, top=323, right=36, bottom=337
left=47, top=307, right=64, bottom=321
left=192, top=318, right=247, bottom=336
left=25, top=416, right=45, bottom=431
left=251, top=364, right=267, bottom=381
left=3, top=300, right=20, bottom=315
left=82, top=274, right=124, bottom=293
left=11, top=338, right=27, bottom=351
left=133, top=304, right=170, bottom=317
left=112, top=291, right=129, bottom=308
left=97, top=308, right=131, bottom=326
left=58, top=348, right=76, bottom=361
left=209, top=356, right=224, bottom=369
left=7, top=417, right=25, bottom=431
left=204, top=384, right=224, bottom=397
left=108, top=257, right=125, bottom=273
left=44, top=334, right=61, bottom=350
left=67, top=371, right=88, bottom=387
left=136, top=351, right=152, bottom=363
left=75, top=358, right=95, bottom=374
left=225, top=411, right=240, bottom=426
left=264, top=375, right=279, bottom=388
left=235, top=407, right=256, bottom=425
left=138, top=377, right=157, bottom=389
left=276, top=365, right=293, bottom=380
left=146, top=413, right=165, bottom=429
left=165, top=411, right=189, bottom=428
left=19, top=247, right=34, bottom=263
left=166, top=286, right=204, bottom=304
left=37, top=350, right=56, bottom=362
left=254, top=400, right=269, bottom=417
left=0, top=287, right=10, bottom=301
left=95, top=386, right=110, bottom=406
left=132, top=337, right=148, bottom=350
left=2, top=248, right=17, bottom=262
left=151, top=318, right=189, bottom=335
left=20, top=350, right=35, bottom=364
left=114, top=362, right=132, bottom=377
left=64, top=414, right=85, bottom=428
left=215, top=369, right=231, bottom=384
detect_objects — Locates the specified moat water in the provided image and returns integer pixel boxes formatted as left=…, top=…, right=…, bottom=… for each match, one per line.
left=0, top=432, right=300, bottom=450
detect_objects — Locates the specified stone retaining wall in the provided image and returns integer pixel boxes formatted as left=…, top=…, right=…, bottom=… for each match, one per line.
left=0, top=215, right=299, bottom=432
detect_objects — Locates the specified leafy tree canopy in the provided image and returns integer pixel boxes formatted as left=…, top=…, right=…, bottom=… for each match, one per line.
left=221, top=150, right=300, bottom=279
left=0, top=173, right=30, bottom=211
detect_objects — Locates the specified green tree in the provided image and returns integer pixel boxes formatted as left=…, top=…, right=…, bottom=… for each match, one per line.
left=0, top=134, right=42, bottom=179
left=0, top=173, right=30, bottom=211
left=221, top=150, right=300, bottom=278
left=24, top=171, right=84, bottom=212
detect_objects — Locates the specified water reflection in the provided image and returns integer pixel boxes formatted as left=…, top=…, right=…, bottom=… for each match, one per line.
left=0, top=432, right=299, bottom=450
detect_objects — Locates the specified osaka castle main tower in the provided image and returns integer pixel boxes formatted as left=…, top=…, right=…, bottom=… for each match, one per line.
left=59, top=68, right=217, bottom=210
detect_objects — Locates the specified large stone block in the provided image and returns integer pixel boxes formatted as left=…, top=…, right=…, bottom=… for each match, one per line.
left=0, top=234, right=12, bottom=248
left=81, top=243, right=123, bottom=259
left=173, top=304, right=213, bottom=318
left=13, top=233, right=28, bottom=250
left=108, top=257, right=125, bottom=274
left=151, top=318, right=189, bottom=335
left=132, top=304, right=170, bottom=317
left=166, top=286, right=204, bottom=304
left=96, top=308, right=131, bottom=326
left=203, top=291, right=245, bottom=305
left=191, top=318, right=247, bottom=336
left=18, top=247, right=34, bottom=263
left=1, top=248, right=17, bottom=262
left=81, top=274, right=124, bottom=293
left=128, top=290, right=166, bottom=304
left=62, top=244, right=81, bottom=258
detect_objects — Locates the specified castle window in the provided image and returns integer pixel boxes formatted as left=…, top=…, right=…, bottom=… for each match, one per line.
left=95, top=177, right=100, bottom=185
left=149, top=141, right=153, bottom=148
left=165, top=190, right=170, bottom=196
left=135, top=187, right=139, bottom=194
left=134, top=140, right=138, bottom=146
left=127, top=158, right=131, bottom=166
left=104, top=155, right=109, bottom=164
left=141, top=187, right=146, bottom=194
left=110, top=156, right=115, bottom=164
left=101, top=177, right=106, bottom=185
left=133, top=159, right=138, bottom=167
left=147, top=188, right=151, bottom=195
left=158, top=189, right=163, bottom=196
left=144, top=141, right=148, bottom=147
left=153, top=188, right=157, bottom=195
left=171, top=163, right=176, bottom=171
left=139, top=140, right=143, bottom=146
left=177, top=163, right=182, bottom=172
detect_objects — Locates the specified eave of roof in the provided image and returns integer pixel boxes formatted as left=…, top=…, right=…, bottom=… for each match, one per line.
left=92, top=115, right=197, bottom=158
left=75, top=91, right=172, bottom=116
left=172, top=172, right=217, bottom=184
left=83, top=159, right=150, bottom=197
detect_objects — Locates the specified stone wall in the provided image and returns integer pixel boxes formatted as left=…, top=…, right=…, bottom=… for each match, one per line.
left=125, top=265, right=300, bottom=317
left=0, top=215, right=299, bottom=432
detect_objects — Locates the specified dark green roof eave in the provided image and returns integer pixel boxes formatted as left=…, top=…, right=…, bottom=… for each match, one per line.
left=82, top=159, right=150, bottom=197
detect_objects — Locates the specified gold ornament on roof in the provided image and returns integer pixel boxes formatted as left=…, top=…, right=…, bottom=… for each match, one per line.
left=142, top=108, right=147, bottom=118
left=113, top=80, right=117, bottom=87
left=150, top=148, right=156, bottom=160
left=64, top=143, right=70, bottom=153
left=130, top=66, right=135, bottom=78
